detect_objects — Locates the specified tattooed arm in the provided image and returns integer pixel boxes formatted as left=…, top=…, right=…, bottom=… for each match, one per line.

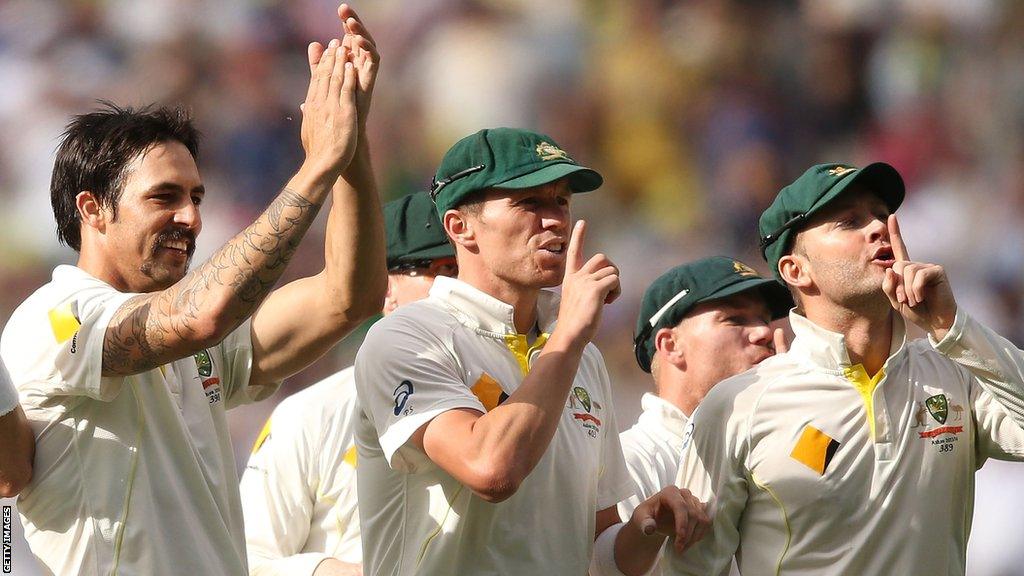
left=249, top=6, right=387, bottom=387
left=102, top=36, right=362, bottom=377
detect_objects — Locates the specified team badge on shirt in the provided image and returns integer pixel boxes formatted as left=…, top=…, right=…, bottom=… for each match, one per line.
left=568, top=386, right=602, bottom=438
left=194, top=349, right=221, bottom=404
left=914, top=393, right=964, bottom=450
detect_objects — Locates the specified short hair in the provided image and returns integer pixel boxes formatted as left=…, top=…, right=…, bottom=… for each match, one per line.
left=50, top=101, right=200, bottom=251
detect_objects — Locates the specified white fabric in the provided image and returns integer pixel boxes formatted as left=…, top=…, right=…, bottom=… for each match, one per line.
left=591, top=521, right=630, bottom=576
left=617, top=393, right=694, bottom=575
left=355, top=276, right=635, bottom=575
left=0, top=358, right=16, bottom=417
left=240, top=366, right=361, bottom=575
left=667, top=309, right=1024, bottom=576
left=0, top=265, right=279, bottom=576
left=618, top=393, right=693, bottom=520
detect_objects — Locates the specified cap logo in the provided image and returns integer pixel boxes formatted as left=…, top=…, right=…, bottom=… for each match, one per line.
left=828, top=166, right=856, bottom=177
left=536, top=142, right=570, bottom=161
left=733, top=261, right=759, bottom=277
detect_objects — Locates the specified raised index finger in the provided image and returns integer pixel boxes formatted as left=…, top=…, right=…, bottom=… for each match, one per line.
left=565, top=220, right=586, bottom=274
left=888, top=214, right=910, bottom=262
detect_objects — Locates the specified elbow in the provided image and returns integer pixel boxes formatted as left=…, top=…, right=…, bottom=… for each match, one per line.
left=466, top=460, right=525, bottom=504
left=189, top=316, right=233, bottom=349
left=0, top=461, right=32, bottom=498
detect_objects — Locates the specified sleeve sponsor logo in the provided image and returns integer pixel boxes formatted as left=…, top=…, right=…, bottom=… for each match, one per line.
left=569, top=386, right=601, bottom=438
left=393, top=380, right=414, bottom=416
left=48, top=300, right=81, bottom=345
left=790, top=424, right=840, bottom=475
left=194, top=349, right=221, bottom=403
left=470, top=372, right=507, bottom=411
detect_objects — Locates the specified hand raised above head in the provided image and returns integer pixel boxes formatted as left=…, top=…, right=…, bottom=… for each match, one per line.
left=338, top=4, right=379, bottom=123
left=299, top=39, right=359, bottom=178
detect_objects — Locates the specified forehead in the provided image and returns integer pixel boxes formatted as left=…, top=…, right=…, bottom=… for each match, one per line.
left=121, top=141, right=202, bottom=190
left=684, top=290, right=770, bottom=321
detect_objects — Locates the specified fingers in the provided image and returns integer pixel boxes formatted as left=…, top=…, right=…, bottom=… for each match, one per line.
left=888, top=214, right=910, bottom=262
left=640, top=517, right=657, bottom=536
left=341, top=52, right=357, bottom=100
left=883, top=267, right=902, bottom=310
left=315, top=39, right=339, bottom=102
left=329, top=46, right=349, bottom=99
left=772, top=328, right=788, bottom=354
left=339, top=4, right=376, bottom=45
left=305, top=42, right=325, bottom=103
left=565, top=220, right=586, bottom=274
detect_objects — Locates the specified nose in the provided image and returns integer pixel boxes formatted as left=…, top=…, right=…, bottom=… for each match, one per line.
left=174, top=200, right=202, bottom=232
left=540, top=199, right=570, bottom=232
left=866, top=215, right=886, bottom=243
left=749, top=323, right=773, bottom=347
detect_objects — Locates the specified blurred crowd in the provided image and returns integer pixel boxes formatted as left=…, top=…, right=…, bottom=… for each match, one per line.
left=2, top=0, right=1024, bottom=574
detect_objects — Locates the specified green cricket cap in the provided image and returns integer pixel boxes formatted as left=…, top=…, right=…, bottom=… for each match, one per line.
left=633, top=256, right=793, bottom=373
left=759, top=162, right=905, bottom=279
left=384, top=191, right=455, bottom=269
left=430, top=128, right=603, bottom=215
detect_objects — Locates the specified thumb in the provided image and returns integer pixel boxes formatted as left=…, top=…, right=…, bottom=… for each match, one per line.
left=773, top=328, right=788, bottom=354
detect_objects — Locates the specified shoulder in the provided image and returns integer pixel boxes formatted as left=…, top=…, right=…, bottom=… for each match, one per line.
left=696, top=353, right=798, bottom=430
left=364, top=300, right=457, bottom=343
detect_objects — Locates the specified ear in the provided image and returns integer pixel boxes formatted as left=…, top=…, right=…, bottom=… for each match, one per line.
left=654, top=326, right=686, bottom=371
left=382, top=275, right=400, bottom=315
left=75, top=191, right=106, bottom=235
left=778, top=251, right=812, bottom=292
left=443, top=209, right=477, bottom=250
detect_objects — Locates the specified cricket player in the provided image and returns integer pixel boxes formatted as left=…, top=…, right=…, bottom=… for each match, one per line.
left=620, top=256, right=792, bottom=573
left=240, top=190, right=457, bottom=576
left=668, top=163, right=1024, bottom=575
left=0, top=6, right=386, bottom=574
left=355, top=128, right=708, bottom=576
left=0, top=358, right=33, bottom=497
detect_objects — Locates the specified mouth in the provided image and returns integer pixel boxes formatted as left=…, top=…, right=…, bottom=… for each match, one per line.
left=538, top=240, right=566, bottom=255
left=154, top=229, right=196, bottom=260
left=160, top=240, right=191, bottom=254
left=871, top=246, right=895, bottom=267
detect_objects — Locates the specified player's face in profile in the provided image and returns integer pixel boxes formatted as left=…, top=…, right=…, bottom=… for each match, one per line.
left=676, top=291, right=775, bottom=388
left=104, top=141, right=204, bottom=292
left=792, top=187, right=894, bottom=306
left=469, top=178, right=572, bottom=292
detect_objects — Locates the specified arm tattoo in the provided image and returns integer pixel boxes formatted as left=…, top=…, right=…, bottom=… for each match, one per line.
left=103, top=188, right=320, bottom=376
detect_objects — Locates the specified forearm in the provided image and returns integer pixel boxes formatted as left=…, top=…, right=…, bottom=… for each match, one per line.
left=441, top=333, right=586, bottom=495
left=613, top=521, right=664, bottom=575
left=324, top=136, right=386, bottom=320
left=102, top=163, right=336, bottom=376
left=0, top=406, right=34, bottom=497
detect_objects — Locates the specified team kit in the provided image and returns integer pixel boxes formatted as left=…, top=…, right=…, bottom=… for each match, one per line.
left=2, top=4, right=1024, bottom=576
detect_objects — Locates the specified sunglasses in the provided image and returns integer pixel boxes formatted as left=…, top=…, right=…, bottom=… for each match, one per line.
left=388, top=257, right=458, bottom=278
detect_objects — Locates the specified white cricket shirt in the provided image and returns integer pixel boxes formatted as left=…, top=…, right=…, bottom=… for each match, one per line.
left=617, top=393, right=693, bottom=520
left=668, top=310, right=1024, bottom=576
left=354, top=276, right=634, bottom=575
left=0, top=265, right=279, bottom=575
left=0, top=357, right=16, bottom=416
left=241, top=366, right=361, bottom=575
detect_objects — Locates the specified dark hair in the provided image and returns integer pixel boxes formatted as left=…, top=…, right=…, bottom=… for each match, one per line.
left=50, top=101, right=201, bottom=251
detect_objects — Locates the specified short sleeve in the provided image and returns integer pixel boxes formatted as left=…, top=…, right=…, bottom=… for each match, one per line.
left=0, top=359, right=16, bottom=416
left=588, top=347, right=638, bottom=511
left=1, top=273, right=134, bottom=403
left=216, top=319, right=277, bottom=409
left=354, top=309, right=485, bottom=473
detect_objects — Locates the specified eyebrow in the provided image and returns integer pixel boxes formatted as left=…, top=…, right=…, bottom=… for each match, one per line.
left=143, top=182, right=206, bottom=196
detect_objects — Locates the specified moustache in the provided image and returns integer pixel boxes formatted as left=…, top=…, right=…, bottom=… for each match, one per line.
left=153, top=228, right=197, bottom=259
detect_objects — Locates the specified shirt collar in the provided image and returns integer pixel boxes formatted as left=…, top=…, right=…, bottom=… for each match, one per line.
left=787, top=309, right=907, bottom=373
left=428, top=276, right=560, bottom=335
left=638, top=393, right=691, bottom=440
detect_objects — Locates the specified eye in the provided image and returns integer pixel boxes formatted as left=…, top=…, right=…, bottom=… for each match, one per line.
left=192, top=195, right=203, bottom=206
left=557, top=195, right=570, bottom=207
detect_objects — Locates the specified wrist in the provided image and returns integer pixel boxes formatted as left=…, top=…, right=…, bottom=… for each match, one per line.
left=289, top=162, right=338, bottom=201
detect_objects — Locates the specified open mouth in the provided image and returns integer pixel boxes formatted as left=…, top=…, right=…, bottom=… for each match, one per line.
left=539, top=240, right=565, bottom=255
left=871, top=246, right=895, bottom=266
left=160, top=240, right=191, bottom=254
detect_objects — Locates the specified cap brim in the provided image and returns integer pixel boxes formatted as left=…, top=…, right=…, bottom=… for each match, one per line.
left=493, top=162, right=603, bottom=193
left=701, top=277, right=794, bottom=320
left=387, top=243, right=455, bottom=268
left=808, top=162, right=905, bottom=221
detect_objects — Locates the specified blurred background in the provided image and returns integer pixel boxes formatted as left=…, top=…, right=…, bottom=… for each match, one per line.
left=2, top=0, right=1024, bottom=574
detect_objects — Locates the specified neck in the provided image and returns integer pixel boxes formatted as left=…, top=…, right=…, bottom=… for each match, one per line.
left=804, top=296, right=894, bottom=375
left=653, top=369, right=699, bottom=417
left=456, top=269, right=540, bottom=334
left=77, top=246, right=132, bottom=293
